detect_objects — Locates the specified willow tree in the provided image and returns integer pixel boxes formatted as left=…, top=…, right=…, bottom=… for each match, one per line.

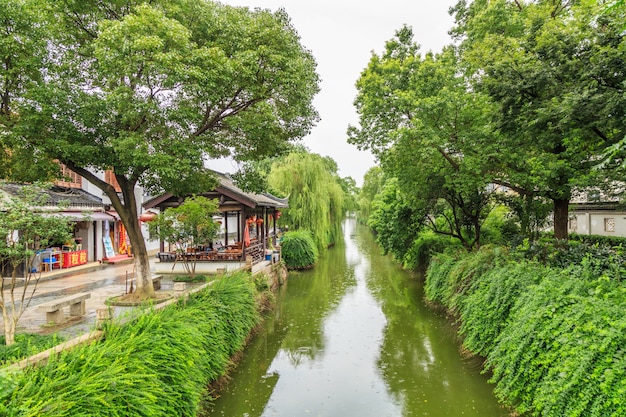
left=268, top=152, right=345, bottom=250
left=11, top=0, right=319, bottom=298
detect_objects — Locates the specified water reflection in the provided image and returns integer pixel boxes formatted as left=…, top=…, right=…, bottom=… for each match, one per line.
left=205, top=219, right=506, bottom=417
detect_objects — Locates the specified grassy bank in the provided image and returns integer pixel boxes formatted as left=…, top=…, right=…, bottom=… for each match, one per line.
left=0, top=272, right=260, bottom=416
left=425, top=246, right=626, bottom=416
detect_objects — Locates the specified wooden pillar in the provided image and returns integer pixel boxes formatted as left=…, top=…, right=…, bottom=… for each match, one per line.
left=237, top=211, right=241, bottom=242
left=224, top=211, right=229, bottom=245
left=241, top=207, right=247, bottom=260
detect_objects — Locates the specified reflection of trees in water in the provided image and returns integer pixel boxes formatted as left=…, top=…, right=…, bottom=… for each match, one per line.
left=356, top=223, right=505, bottom=416
left=278, top=231, right=357, bottom=364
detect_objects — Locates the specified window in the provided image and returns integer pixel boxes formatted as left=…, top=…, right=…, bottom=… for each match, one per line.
left=604, top=218, right=615, bottom=232
left=568, top=217, right=578, bottom=231
left=55, top=163, right=82, bottom=188
left=105, top=170, right=122, bottom=192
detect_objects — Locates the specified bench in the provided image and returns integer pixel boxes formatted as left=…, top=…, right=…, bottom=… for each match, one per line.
left=37, top=292, right=91, bottom=324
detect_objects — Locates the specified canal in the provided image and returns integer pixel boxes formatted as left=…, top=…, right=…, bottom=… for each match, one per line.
left=205, top=219, right=507, bottom=416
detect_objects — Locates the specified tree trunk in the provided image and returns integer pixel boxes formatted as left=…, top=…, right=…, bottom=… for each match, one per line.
left=3, top=311, right=15, bottom=346
left=114, top=182, right=155, bottom=299
left=553, top=198, right=569, bottom=240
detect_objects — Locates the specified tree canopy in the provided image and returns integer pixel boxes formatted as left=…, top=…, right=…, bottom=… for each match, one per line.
left=349, top=28, right=498, bottom=249
left=267, top=151, right=345, bottom=250
left=3, top=0, right=320, bottom=297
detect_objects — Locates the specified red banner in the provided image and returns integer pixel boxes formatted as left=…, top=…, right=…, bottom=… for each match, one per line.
left=62, top=250, right=88, bottom=268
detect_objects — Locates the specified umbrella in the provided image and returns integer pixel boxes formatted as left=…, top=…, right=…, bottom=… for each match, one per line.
left=243, top=222, right=250, bottom=247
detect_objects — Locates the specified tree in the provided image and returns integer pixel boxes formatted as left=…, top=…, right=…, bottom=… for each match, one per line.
left=451, top=0, right=626, bottom=239
left=367, top=178, right=420, bottom=262
left=0, top=186, right=72, bottom=346
left=349, top=28, right=498, bottom=250
left=358, top=166, right=385, bottom=224
left=268, top=151, right=345, bottom=250
left=0, top=0, right=60, bottom=182
left=11, top=0, right=319, bottom=298
left=148, top=196, right=220, bottom=279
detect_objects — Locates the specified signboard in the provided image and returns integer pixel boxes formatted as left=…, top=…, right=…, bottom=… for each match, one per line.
left=103, top=236, right=115, bottom=258
left=62, top=250, right=88, bottom=268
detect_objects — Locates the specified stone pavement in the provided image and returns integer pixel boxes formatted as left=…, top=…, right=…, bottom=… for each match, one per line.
left=2, top=257, right=173, bottom=340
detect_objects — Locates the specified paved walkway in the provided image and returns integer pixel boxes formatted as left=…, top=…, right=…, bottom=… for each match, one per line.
left=2, top=257, right=173, bottom=340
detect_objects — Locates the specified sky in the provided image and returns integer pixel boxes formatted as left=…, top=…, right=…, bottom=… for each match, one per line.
left=215, top=0, right=458, bottom=185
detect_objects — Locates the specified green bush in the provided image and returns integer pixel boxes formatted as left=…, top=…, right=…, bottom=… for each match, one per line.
left=458, top=261, right=545, bottom=356
left=1, top=272, right=259, bottom=416
left=403, top=231, right=460, bottom=271
left=485, top=259, right=626, bottom=416
left=424, top=248, right=626, bottom=417
left=281, top=230, right=319, bottom=270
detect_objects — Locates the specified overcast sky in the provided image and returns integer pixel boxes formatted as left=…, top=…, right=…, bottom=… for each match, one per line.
left=215, top=0, right=458, bottom=185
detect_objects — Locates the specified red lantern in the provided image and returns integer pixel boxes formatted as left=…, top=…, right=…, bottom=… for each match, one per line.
left=256, top=218, right=264, bottom=226
left=275, top=211, right=282, bottom=219
left=139, top=211, right=158, bottom=222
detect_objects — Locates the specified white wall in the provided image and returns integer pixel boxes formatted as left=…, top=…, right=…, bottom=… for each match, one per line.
left=570, top=212, right=626, bottom=237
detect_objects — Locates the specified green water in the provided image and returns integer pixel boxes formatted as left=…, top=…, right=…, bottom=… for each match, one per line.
left=205, top=219, right=507, bottom=416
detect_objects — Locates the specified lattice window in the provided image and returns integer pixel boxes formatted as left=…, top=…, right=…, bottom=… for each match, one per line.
left=604, top=218, right=615, bottom=232
left=568, top=217, right=578, bottom=231
left=105, top=170, right=122, bottom=192
left=55, top=163, right=82, bottom=188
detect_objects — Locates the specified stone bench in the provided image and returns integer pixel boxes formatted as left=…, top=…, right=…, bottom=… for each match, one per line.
left=37, top=292, right=91, bottom=324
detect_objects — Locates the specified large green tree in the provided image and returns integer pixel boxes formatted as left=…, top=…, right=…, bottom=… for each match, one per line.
left=10, top=0, right=319, bottom=298
left=349, top=28, right=498, bottom=250
left=0, top=0, right=59, bottom=181
left=451, top=0, right=626, bottom=239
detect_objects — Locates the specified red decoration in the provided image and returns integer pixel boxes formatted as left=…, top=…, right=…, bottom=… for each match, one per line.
left=139, top=211, right=158, bottom=222
left=256, top=219, right=264, bottom=226
left=275, top=211, right=282, bottom=219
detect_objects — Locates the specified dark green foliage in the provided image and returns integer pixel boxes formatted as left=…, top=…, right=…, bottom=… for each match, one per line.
left=1, top=272, right=259, bottom=416
left=281, top=230, right=319, bottom=270
left=568, top=233, right=626, bottom=248
left=403, top=232, right=461, bottom=271
left=424, top=247, right=626, bottom=417
left=0, top=334, right=62, bottom=365
left=519, top=238, right=626, bottom=271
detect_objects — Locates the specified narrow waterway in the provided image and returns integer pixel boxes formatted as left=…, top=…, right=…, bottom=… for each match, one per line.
left=205, top=219, right=507, bottom=416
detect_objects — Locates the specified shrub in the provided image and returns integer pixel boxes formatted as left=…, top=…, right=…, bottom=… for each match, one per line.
left=458, top=261, right=545, bottom=356
left=1, top=272, right=259, bottom=416
left=486, top=261, right=626, bottom=416
left=281, top=230, right=319, bottom=270
left=403, top=231, right=460, bottom=271
left=424, top=246, right=626, bottom=417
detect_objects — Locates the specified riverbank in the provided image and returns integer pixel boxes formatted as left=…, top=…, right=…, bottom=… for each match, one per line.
left=424, top=246, right=626, bottom=417
left=0, top=269, right=285, bottom=416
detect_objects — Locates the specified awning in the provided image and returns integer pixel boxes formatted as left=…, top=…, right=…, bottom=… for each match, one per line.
left=41, top=212, right=117, bottom=222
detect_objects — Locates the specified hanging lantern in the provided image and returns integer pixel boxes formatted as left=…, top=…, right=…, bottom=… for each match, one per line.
left=139, top=211, right=158, bottom=222
left=275, top=210, right=282, bottom=219
left=256, top=218, right=264, bottom=226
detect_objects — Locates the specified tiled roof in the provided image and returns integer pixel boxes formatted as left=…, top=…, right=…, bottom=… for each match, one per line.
left=0, top=183, right=104, bottom=208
